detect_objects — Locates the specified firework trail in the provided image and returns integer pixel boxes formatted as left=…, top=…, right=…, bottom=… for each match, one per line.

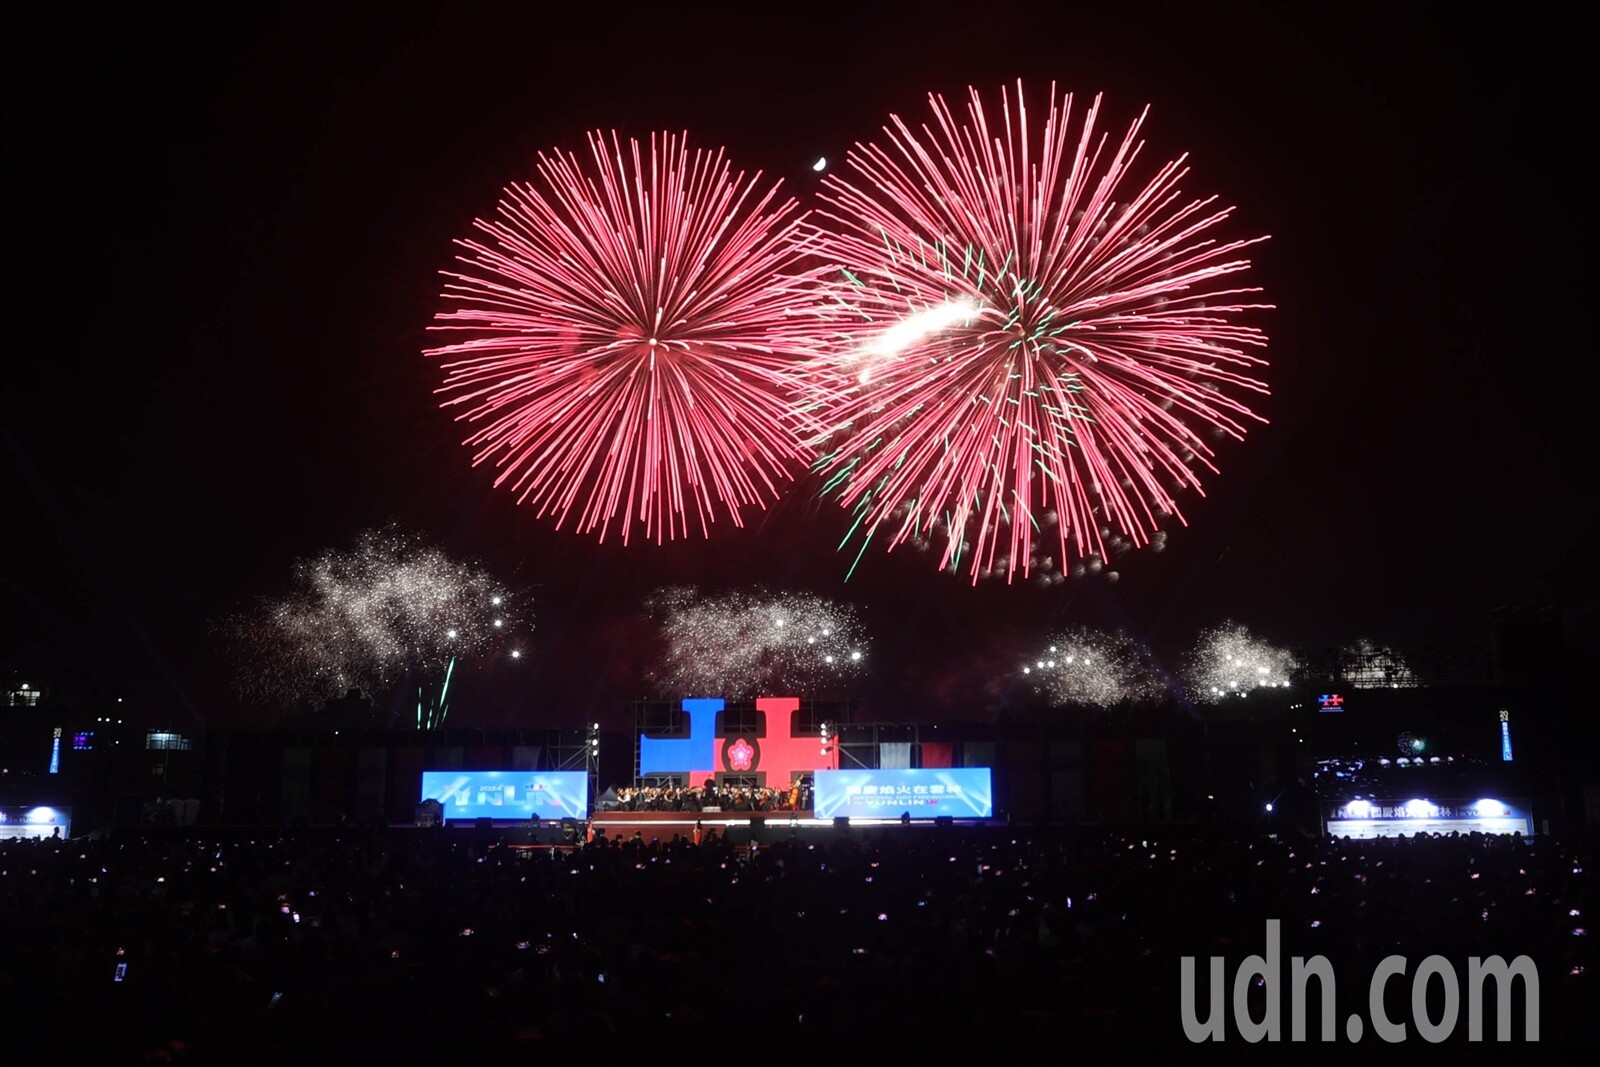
left=426, top=131, right=828, bottom=545
left=220, top=526, right=524, bottom=710
left=1185, top=621, right=1299, bottom=701
left=900, top=505, right=1169, bottom=584
left=799, top=81, right=1271, bottom=582
left=648, top=585, right=868, bottom=698
left=1017, top=626, right=1161, bottom=707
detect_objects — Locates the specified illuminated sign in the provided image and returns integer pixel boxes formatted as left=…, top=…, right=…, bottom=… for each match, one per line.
left=814, top=768, right=994, bottom=820
left=72, top=731, right=94, bottom=751
left=420, top=771, right=589, bottom=821
left=0, top=805, right=71, bottom=840
left=1317, top=693, right=1345, bottom=712
left=638, top=697, right=839, bottom=784
left=49, top=727, right=61, bottom=774
left=1500, top=709, right=1513, bottom=762
left=1326, top=798, right=1531, bottom=839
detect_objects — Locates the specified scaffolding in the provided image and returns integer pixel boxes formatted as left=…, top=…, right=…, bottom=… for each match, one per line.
left=830, top=721, right=929, bottom=770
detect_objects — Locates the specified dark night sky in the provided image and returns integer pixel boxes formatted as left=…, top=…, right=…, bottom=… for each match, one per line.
left=3, top=1, right=1594, bottom=730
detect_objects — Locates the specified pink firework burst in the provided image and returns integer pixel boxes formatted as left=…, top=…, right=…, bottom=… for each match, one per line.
left=426, top=131, right=825, bottom=544
left=802, top=82, right=1272, bottom=582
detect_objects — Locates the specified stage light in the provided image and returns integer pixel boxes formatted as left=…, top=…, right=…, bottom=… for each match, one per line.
left=1403, top=799, right=1438, bottom=819
left=1344, top=799, right=1374, bottom=819
left=1473, top=799, right=1506, bottom=818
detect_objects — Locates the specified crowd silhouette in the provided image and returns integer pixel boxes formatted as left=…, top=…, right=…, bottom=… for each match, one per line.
left=1, top=824, right=1592, bottom=1063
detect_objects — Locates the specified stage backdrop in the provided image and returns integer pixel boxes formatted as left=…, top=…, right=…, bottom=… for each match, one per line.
left=638, top=697, right=839, bottom=785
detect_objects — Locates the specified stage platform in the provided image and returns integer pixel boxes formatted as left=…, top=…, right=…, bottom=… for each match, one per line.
left=407, top=810, right=986, bottom=846
left=592, top=809, right=820, bottom=832
left=589, top=809, right=986, bottom=841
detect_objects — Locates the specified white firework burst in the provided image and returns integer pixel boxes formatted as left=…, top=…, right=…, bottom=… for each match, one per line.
left=1019, top=626, right=1161, bottom=708
left=1186, top=622, right=1300, bottom=701
left=222, top=526, right=523, bottom=705
left=649, top=585, right=868, bottom=697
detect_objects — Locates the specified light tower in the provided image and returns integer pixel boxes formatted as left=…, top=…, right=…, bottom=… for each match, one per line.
left=587, top=722, right=601, bottom=810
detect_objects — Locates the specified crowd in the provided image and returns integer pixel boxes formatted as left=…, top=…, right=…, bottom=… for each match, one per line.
left=602, top=779, right=809, bottom=812
left=1, top=823, right=1592, bottom=1063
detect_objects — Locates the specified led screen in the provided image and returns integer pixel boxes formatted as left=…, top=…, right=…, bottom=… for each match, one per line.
left=1325, top=798, right=1532, bottom=839
left=420, top=771, right=589, bottom=821
left=0, top=806, right=71, bottom=840
left=813, top=768, right=993, bottom=820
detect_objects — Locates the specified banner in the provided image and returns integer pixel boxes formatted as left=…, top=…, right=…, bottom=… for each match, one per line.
left=814, top=768, right=993, bottom=820
left=420, top=770, right=589, bottom=821
left=390, top=746, right=425, bottom=823
left=1135, top=739, right=1172, bottom=822
left=0, top=805, right=71, bottom=839
left=357, top=747, right=387, bottom=819
left=317, top=748, right=351, bottom=819
left=281, top=748, right=312, bottom=822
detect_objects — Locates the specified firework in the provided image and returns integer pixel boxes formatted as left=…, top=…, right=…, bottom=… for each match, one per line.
left=1018, top=626, right=1161, bottom=708
left=1396, top=731, right=1430, bottom=758
left=1185, top=622, right=1299, bottom=701
left=648, top=586, right=868, bottom=698
left=220, top=526, right=524, bottom=711
left=799, top=82, right=1270, bottom=582
left=901, top=506, right=1168, bottom=584
left=1340, top=638, right=1419, bottom=688
left=426, top=131, right=827, bottom=545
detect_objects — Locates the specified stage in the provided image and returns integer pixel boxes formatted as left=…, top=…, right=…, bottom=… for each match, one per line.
left=413, top=809, right=984, bottom=848
left=594, top=809, right=819, bottom=838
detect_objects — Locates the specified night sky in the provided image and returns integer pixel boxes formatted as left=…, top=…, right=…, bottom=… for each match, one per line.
left=4, top=2, right=1593, bottom=730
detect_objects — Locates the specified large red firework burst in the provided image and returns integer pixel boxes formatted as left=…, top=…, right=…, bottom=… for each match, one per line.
left=426, top=131, right=824, bottom=544
left=801, top=82, right=1271, bottom=582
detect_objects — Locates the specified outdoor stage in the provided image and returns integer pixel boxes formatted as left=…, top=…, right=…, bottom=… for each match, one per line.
left=590, top=808, right=982, bottom=840
left=592, top=809, right=827, bottom=838
left=413, top=810, right=985, bottom=848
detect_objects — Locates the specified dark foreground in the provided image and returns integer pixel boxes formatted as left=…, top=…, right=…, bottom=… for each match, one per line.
left=2, top=824, right=1593, bottom=1064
